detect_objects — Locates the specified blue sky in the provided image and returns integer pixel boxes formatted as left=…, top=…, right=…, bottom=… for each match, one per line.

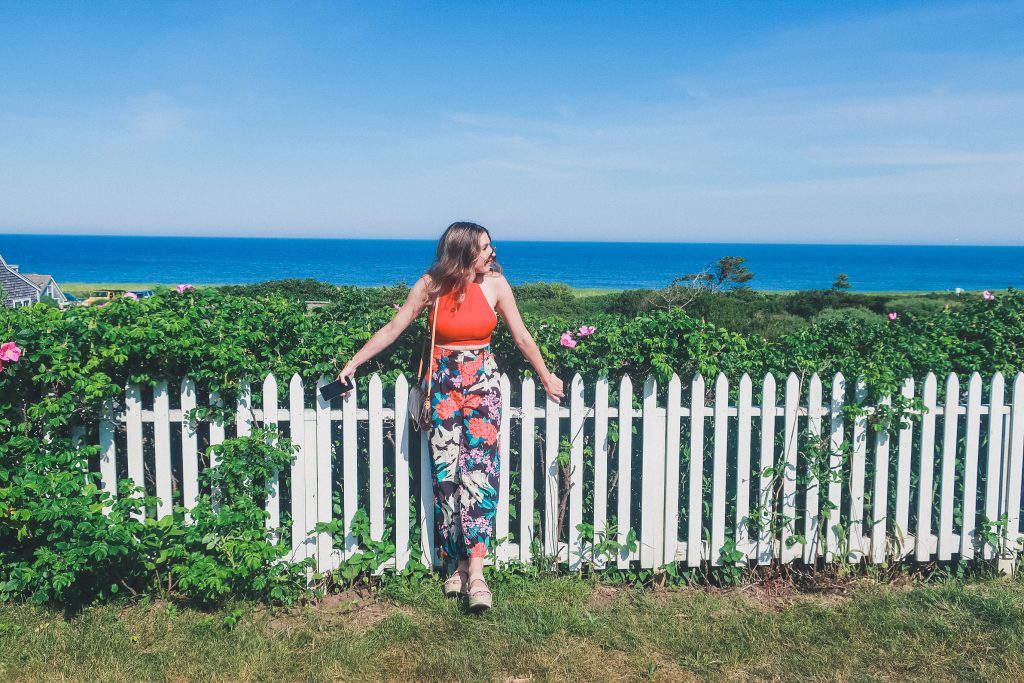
left=1, top=1, right=1022, bottom=244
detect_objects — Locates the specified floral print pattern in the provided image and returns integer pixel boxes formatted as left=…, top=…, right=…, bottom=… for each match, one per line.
left=428, top=345, right=501, bottom=570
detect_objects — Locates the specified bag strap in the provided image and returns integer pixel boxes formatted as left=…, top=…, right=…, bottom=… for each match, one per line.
left=416, top=299, right=439, bottom=389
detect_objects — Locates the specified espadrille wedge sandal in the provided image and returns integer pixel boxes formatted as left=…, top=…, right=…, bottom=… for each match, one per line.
left=442, top=570, right=469, bottom=598
left=467, top=577, right=492, bottom=612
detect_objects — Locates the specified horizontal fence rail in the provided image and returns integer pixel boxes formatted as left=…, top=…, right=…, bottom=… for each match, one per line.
left=83, top=371, right=1024, bottom=576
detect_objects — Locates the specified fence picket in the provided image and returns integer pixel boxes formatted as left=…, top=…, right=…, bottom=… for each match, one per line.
left=521, top=377, right=537, bottom=564
left=871, top=394, right=891, bottom=564
left=569, top=374, right=586, bottom=570
left=938, top=373, right=960, bottom=561
left=180, top=379, right=198, bottom=520
left=394, top=375, right=410, bottom=570
left=641, top=376, right=662, bottom=568
left=664, top=374, right=682, bottom=566
left=593, top=377, right=610, bottom=568
left=848, top=377, right=868, bottom=562
left=757, top=374, right=777, bottom=565
left=342, top=376, right=358, bottom=558
left=544, top=389, right=560, bottom=561
left=288, top=374, right=308, bottom=563
left=153, top=381, right=172, bottom=519
left=827, top=374, right=846, bottom=562
left=916, top=373, right=938, bottom=561
left=262, top=374, right=280, bottom=537
left=316, top=375, right=335, bottom=571
left=780, top=373, right=800, bottom=563
left=687, top=374, right=706, bottom=566
left=419, top=428, right=435, bottom=568
left=368, top=374, right=384, bottom=542
left=100, top=397, right=117, bottom=510
left=961, top=373, right=983, bottom=559
left=712, top=373, right=730, bottom=565
left=736, top=374, right=754, bottom=560
left=804, top=373, right=823, bottom=563
left=617, top=375, right=634, bottom=569
left=497, top=373, right=512, bottom=564
left=895, top=379, right=915, bottom=557
left=986, top=373, right=1006, bottom=560
left=126, top=383, right=144, bottom=521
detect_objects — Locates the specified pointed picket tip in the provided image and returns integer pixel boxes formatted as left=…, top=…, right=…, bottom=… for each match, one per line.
left=619, top=374, right=633, bottom=392
left=901, top=377, right=915, bottom=396
left=669, top=373, right=682, bottom=390
left=715, top=372, right=729, bottom=389
left=262, top=373, right=278, bottom=390
left=944, top=372, right=959, bottom=392
left=762, top=373, right=776, bottom=392
left=395, top=373, right=409, bottom=391
left=499, top=373, right=511, bottom=394
left=1013, top=372, right=1024, bottom=396
left=739, top=372, right=752, bottom=387
left=289, top=373, right=304, bottom=389
left=643, top=375, right=657, bottom=392
left=180, top=376, right=196, bottom=393
left=369, top=373, right=383, bottom=391
left=571, top=373, right=584, bottom=387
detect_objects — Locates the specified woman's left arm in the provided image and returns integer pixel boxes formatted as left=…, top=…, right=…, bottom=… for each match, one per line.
left=493, top=275, right=565, bottom=402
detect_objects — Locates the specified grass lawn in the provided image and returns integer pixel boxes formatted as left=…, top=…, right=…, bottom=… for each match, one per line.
left=3, top=574, right=1024, bottom=682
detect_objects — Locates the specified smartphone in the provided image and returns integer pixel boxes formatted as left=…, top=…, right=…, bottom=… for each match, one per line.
left=319, top=376, right=354, bottom=402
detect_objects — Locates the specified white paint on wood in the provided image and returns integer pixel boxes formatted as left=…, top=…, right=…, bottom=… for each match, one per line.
left=342, top=376, right=359, bottom=557
left=520, top=377, right=536, bottom=564
left=126, top=383, right=144, bottom=521
left=593, top=377, right=610, bottom=568
left=544, top=388, right=561, bottom=561
left=153, top=381, right=172, bottom=519
left=938, top=373, right=960, bottom=561
left=736, top=374, right=754, bottom=561
left=262, top=374, right=280, bottom=538
left=960, top=373, right=983, bottom=558
left=894, top=379, right=915, bottom=557
left=100, top=397, right=117, bottom=511
left=848, top=377, right=868, bottom=562
left=316, top=375, right=335, bottom=571
left=617, top=375, right=633, bottom=569
left=1003, top=374, right=1024, bottom=558
left=664, top=374, right=682, bottom=566
left=712, top=373, right=731, bottom=565
left=871, top=394, right=892, bottom=564
left=497, top=373, right=512, bottom=564
left=916, top=373, right=938, bottom=562
left=827, top=374, right=846, bottom=562
left=368, top=374, right=385, bottom=543
left=687, top=374, right=706, bottom=566
left=985, top=373, right=1006, bottom=560
left=569, top=374, right=586, bottom=570
left=288, top=374, right=307, bottom=563
left=804, top=373, right=823, bottom=563
left=757, top=374, right=777, bottom=565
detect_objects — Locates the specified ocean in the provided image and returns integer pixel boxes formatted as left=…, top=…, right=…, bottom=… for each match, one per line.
left=3, top=233, right=1023, bottom=292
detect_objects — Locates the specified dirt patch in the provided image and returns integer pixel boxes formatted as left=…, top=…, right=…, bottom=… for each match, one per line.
left=720, top=581, right=854, bottom=612
left=266, top=588, right=407, bottom=633
left=586, top=584, right=620, bottom=610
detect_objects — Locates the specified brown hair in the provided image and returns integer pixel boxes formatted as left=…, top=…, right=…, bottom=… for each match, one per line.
left=425, top=222, right=502, bottom=303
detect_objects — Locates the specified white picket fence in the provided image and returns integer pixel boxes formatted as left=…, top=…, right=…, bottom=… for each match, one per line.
left=83, top=370, right=1024, bottom=575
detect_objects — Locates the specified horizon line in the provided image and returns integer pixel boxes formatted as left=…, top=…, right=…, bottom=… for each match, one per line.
left=2, top=230, right=1021, bottom=249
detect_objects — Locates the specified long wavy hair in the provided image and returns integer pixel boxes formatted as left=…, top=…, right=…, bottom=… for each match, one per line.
left=425, top=222, right=502, bottom=305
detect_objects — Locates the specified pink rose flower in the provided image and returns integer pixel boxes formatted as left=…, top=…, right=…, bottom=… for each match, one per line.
left=392, top=303, right=402, bottom=310
left=560, top=331, right=577, bottom=348
left=0, top=341, right=22, bottom=363
left=124, top=292, right=139, bottom=301
left=175, top=284, right=195, bottom=294
left=983, top=290, right=995, bottom=300
left=887, top=312, right=898, bottom=321
left=577, top=325, right=596, bottom=337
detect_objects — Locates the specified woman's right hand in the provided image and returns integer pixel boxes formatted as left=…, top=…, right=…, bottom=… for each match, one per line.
left=337, top=360, right=359, bottom=394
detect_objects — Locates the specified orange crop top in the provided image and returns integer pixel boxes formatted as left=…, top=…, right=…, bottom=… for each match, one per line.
left=428, top=282, right=498, bottom=346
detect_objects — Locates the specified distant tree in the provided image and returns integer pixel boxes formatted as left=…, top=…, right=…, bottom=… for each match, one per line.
left=832, top=273, right=852, bottom=290
left=680, top=256, right=754, bottom=292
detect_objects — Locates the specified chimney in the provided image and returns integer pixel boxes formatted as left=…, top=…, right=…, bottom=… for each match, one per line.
left=9, top=264, right=17, bottom=272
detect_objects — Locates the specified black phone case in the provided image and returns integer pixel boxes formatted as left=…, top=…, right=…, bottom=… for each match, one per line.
left=319, top=377, right=353, bottom=402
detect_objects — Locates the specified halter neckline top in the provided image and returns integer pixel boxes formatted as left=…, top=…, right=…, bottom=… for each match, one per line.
left=429, top=281, right=498, bottom=346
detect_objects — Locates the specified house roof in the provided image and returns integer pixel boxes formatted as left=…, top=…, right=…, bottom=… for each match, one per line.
left=23, top=274, right=52, bottom=287
left=0, top=252, right=43, bottom=292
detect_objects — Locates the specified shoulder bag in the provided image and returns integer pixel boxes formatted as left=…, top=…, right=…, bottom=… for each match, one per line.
left=408, top=300, right=438, bottom=431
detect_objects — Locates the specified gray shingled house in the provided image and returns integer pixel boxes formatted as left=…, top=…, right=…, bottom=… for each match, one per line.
left=1, top=252, right=68, bottom=308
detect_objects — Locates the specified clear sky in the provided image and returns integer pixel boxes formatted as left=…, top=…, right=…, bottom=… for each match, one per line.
left=1, top=1, right=1022, bottom=244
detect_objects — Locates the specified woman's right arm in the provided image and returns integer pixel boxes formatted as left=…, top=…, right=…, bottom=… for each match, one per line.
left=336, top=276, right=431, bottom=387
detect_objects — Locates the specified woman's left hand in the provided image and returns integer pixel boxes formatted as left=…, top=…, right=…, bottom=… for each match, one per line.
left=542, top=373, right=565, bottom=403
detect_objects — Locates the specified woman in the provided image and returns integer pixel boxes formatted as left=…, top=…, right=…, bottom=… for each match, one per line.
left=337, top=222, right=565, bottom=611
